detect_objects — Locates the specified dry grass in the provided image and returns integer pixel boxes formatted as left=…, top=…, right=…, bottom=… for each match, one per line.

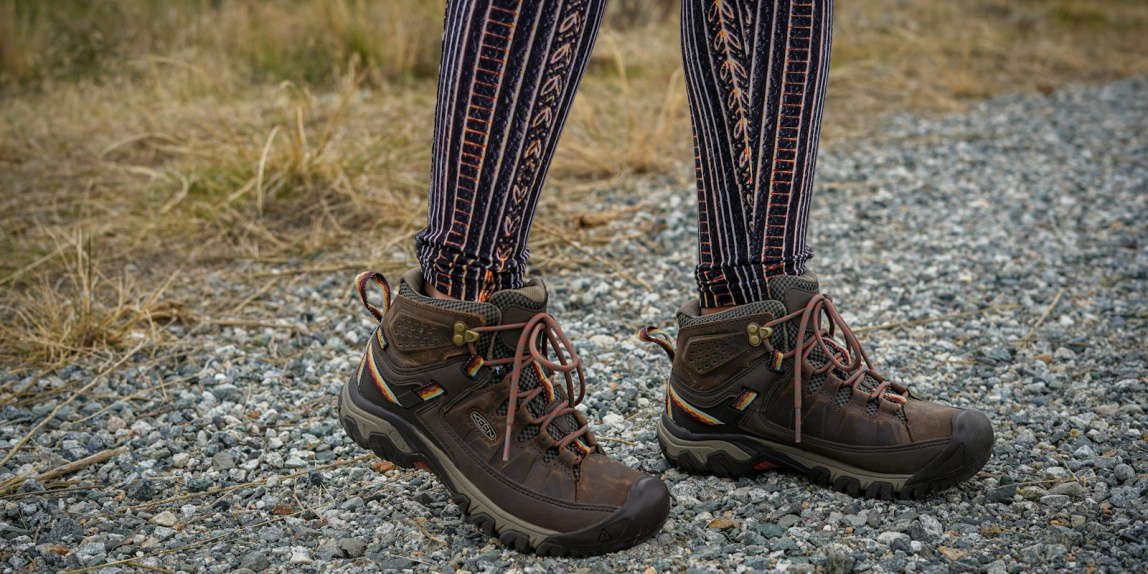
left=1, top=0, right=1147, bottom=370
left=0, top=232, right=174, bottom=369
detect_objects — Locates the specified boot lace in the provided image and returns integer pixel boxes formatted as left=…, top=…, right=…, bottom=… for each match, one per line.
left=764, top=293, right=908, bottom=442
left=464, top=313, right=592, bottom=462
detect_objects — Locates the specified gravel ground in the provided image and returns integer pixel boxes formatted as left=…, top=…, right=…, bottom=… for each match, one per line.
left=3, top=77, right=1147, bottom=574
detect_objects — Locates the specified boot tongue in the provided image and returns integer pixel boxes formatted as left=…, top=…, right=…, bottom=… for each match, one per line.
left=487, top=279, right=548, bottom=358
left=765, top=271, right=821, bottom=315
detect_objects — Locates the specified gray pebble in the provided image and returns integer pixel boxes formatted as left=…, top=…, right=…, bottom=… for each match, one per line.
left=239, top=551, right=270, bottom=571
left=211, top=452, right=236, bottom=471
left=1114, top=463, right=1135, bottom=483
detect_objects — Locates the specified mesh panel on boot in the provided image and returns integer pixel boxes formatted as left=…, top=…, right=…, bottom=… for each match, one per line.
left=518, top=424, right=541, bottom=442
left=765, top=273, right=818, bottom=301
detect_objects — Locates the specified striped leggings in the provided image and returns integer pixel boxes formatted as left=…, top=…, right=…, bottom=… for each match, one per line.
left=415, top=0, right=832, bottom=308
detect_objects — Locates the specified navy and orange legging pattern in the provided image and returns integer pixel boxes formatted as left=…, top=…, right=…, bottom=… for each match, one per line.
left=416, top=0, right=833, bottom=308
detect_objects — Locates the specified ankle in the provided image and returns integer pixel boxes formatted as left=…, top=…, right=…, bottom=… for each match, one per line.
left=426, top=280, right=462, bottom=301
left=700, top=303, right=741, bottom=316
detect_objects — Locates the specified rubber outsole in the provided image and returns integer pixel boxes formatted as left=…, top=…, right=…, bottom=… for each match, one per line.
left=338, top=379, right=669, bottom=556
left=657, top=411, right=993, bottom=501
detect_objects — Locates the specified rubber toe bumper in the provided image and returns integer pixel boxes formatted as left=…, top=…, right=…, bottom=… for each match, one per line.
left=901, top=409, right=995, bottom=497
left=535, top=476, right=671, bottom=557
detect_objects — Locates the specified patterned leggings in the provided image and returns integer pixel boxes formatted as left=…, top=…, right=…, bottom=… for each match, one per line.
left=416, top=0, right=832, bottom=307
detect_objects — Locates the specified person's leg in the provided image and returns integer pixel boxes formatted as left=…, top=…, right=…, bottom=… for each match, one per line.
left=643, top=0, right=994, bottom=500
left=415, top=0, right=606, bottom=302
left=681, top=0, right=831, bottom=309
left=341, top=1, right=672, bottom=554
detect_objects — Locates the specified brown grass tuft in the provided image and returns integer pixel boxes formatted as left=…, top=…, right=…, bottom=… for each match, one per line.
left=0, top=232, right=174, bottom=370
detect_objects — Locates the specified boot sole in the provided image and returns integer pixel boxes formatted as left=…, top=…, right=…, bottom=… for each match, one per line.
left=657, top=413, right=991, bottom=500
left=338, top=379, right=669, bottom=556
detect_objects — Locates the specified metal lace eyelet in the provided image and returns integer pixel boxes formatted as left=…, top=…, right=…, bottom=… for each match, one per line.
left=746, top=323, right=774, bottom=346
left=452, top=321, right=480, bottom=346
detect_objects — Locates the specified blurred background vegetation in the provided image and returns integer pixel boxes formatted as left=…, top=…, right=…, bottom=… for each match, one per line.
left=1, top=0, right=1146, bottom=368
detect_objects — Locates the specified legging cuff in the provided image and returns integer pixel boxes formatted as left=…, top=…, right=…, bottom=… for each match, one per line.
left=696, top=249, right=813, bottom=308
left=415, top=239, right=525, bottom=302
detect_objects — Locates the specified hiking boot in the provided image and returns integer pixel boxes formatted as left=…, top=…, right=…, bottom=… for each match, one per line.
left=640, top=271, right=994, bottom=499
left=339, top=269, right=669, bottom=555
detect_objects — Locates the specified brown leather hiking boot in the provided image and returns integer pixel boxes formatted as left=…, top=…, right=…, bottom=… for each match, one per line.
left=338, top=269, right=669, bottom=556
left=640, top=271, right=994, bottom=500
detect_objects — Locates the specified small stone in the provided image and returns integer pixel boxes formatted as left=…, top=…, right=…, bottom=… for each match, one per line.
left=172, top=452, right=191, bottom=468
left=1070, top=515, right=1086, bottom=528
left=285, top=456, right=307, bottom=469
left=877, top=531, right=910, bottom=546
left=372, top=460, right=396, bottom=473
left=938, top=546, right=966, bottom=561
left=376, top=557, right=414, bottom=570
left=890, top=537, right=911, bottom=554
left=212, top=452, right=236, bottom=471
left=826, top=544, right=855, bottom=574
left=987, top=484, right=1016, bottom=504
left=707, top=518, right=737, bottom=530
left=1109, top=486, right=1141, bottom=509
left=150, top=511, right=178, bottom=527
left=771, top=537, right=798, bottom=551
left=152, top=527, right=176, bottom=541
left=43, top=518, right=83, bottom=543
left=1073, top=445, right=1095, bottom=458
left=337, top=537, right=367, bottom=558
left=290, top=547, right=313, bottom=564
left=270, top=504, right=295, bottom=515
left=264, top=452, right=284, bottom=469
left=340, top=496, right=365, bottom=511
left=1095, top=403, right=1120, bottom=417
left=1114, top=463, right=1135, bottom=483
left=756, top=523, right=786, bottom=538
left=239, top=551, right=270, bottom=571
left=777, top=514, right=801, bottom=528
left=1048, top=482, right=1083, bottom=498
left=187, top=478, right=212, bottom=492
left=1040, top=494, right=1071, bottom=508
left=211, top=384, right=243, bottom=403
left=1044, top=543, right=1068, bottom=560
left=918, top=514, right=943, bottom=539
left=130, top=481, right=156, bottom=501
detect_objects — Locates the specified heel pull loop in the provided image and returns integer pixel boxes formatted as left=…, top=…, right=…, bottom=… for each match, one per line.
left=355, top=271, right=392, bottom=322
left=638, top=326, right=676, bottom=361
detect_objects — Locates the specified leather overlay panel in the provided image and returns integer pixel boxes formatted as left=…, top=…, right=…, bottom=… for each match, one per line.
left=682, top=333, right=750, bottom=376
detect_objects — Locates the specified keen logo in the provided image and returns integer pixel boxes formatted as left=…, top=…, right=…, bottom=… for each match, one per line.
left=470, top=411, right=497, bottom=441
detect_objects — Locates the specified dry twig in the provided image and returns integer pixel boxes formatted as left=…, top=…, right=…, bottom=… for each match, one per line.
left=1017, top=287, right=1067, bottom=349
left=853, top=304, right=1021, bottom=333
left=36, top=446, right=129, bottom=482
